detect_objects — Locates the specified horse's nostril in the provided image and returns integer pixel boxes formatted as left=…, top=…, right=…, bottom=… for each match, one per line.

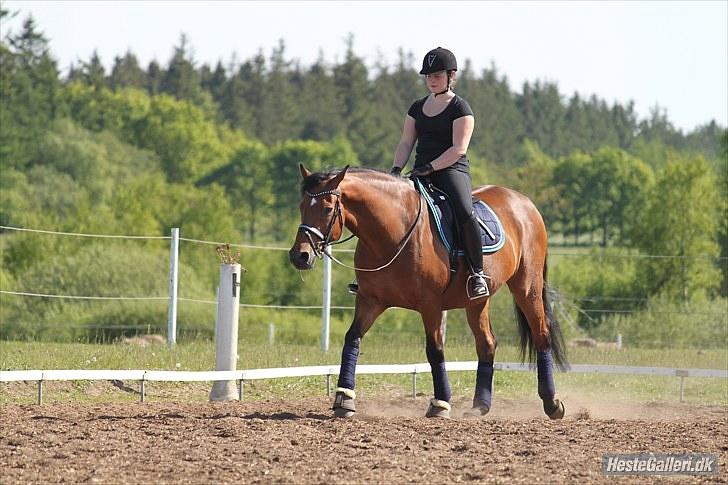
left=298, top=251, right=310, bottom=264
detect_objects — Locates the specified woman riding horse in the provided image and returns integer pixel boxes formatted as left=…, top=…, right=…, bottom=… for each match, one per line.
left=289, top=47, right=568, bottom=420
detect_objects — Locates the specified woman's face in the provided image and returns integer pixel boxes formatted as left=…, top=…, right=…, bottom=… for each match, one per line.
left=424, top=70, right=448, bottom=93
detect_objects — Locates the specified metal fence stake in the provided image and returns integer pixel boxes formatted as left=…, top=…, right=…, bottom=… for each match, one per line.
left=37, top=380, right=43, bottom=405
left=411, top=372, right=417, bottom=398
left=676, top=370, right=689, bottom=403
left=326, top=375, right=331, bottom=397
left=140, top=379, right=146, bottom=403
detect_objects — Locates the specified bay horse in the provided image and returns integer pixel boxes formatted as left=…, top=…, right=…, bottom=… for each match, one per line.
left=289, top=165, right=568, bottom=419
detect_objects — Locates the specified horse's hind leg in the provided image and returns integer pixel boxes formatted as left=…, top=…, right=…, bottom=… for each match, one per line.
left=333, top=297, right=385, bottom=418
left=422, top=309, right=452, bottom=418
left=509, top=271, right=566, bottom=420
left=465, top=299, right=496, bottom=416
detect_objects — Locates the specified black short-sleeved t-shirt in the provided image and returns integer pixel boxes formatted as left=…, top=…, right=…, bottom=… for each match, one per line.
left=407, top=94, right=474, bottom=168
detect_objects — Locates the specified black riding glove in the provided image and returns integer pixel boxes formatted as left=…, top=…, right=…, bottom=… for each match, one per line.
left=390, top=166, right=402, bottom=176
left=410, top=162, right=434, bottom=178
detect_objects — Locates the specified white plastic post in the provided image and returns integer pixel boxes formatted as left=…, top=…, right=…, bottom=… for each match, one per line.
left=167, top=228, right=179, bottom=346
left=321, top=247, right=332, bottom=353
left=441, top=310, right=448, bottom=345
left=210, top=263, right=241, bottom=401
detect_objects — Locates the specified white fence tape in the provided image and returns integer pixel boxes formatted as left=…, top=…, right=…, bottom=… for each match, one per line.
left=2, top=362, right=725, bottom=383
left=2, top=362, right=725, bottom=405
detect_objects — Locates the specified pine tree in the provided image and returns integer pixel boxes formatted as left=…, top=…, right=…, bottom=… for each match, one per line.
left=257, top=39, right=300, bottom=144
left=160, top=33, right=201, bottom=102
left=462, top=62, right=524, bottom=166
left=0, top=15, right=61, bottom=169
left=333, top=34, right=381, bottom=165
left=109, top=50, right=146, bottom=90
left=611, top=101, right=637, bottom=150
left=299, top=53, right=344, bottom=141
left=516, top=81, right=568, bottom=157
left=81, top=50, right=107, bottom=89
left=146, top=60, right=163, bottom=95
left=203, top=60, right=227, bottom=105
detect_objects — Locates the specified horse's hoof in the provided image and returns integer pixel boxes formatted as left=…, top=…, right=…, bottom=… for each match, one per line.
left=332, top=388, right=356, bottom=418
left=463, top=405, right=490, bottom=418
left=333, top=407, right=355, bottom=418
left=425, top=398, right=451, bottom=418
left=545, top=399, right=565, bottom=420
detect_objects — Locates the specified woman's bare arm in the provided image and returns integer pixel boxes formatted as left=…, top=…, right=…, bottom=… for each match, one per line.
left=392, top=115, right=418, bottom=169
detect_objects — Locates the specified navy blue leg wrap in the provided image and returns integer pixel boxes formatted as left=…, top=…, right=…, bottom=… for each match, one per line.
left=537, top=350, right=556, bottom=400
left=426, top=342, right=451, bottom=402
left=474, top=361, right=494, bottom=409
left=430, top=362, right=451, bottom=402
left=337, top=330, right=360, bottom=390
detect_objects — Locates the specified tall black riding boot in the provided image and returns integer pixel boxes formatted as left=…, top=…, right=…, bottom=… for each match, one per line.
left=462, top=214, right=488, bottom=298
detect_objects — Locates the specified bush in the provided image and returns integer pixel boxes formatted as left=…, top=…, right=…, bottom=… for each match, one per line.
left=0, top=240, right=213, bottom=342
left=590, top=294, right=728, bottom=349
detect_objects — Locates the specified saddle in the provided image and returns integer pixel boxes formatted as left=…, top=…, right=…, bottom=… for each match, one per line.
left=414, top=178, right=506, bottom=278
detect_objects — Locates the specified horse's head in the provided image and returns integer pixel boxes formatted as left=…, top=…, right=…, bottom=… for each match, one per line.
left=289, top=164, right=349, bottom=270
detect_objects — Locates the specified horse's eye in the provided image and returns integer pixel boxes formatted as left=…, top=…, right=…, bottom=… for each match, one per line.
left=323, top=207, right=333, bottom=215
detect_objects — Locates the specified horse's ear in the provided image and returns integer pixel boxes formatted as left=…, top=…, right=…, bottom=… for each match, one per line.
left=330, top=165, right=349, bottom=188
left=299, top=164, right=312, bottom=179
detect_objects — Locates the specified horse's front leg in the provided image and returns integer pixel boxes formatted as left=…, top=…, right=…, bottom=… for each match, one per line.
left=333, top=297, right=385, bottom=418
left=422, top=310, right=452, bottom=418
left=465, top=300, right=496, bottom=416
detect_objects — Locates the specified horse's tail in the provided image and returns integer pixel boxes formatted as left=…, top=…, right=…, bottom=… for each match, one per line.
left=515, top=260, right=569, bottom=371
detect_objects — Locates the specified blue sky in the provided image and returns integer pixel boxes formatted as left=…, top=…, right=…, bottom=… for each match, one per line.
left=2, top=0, right=726, bottom=132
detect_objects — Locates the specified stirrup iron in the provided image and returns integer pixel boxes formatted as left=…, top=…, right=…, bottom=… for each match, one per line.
left=467, top=272, right=490, bottom=300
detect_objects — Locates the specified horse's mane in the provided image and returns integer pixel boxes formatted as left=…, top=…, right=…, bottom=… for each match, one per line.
left=300, top=167, right=409, bottom=195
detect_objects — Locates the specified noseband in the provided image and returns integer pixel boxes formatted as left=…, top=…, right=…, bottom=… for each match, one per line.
left=297, top=189, right=349, bottom=258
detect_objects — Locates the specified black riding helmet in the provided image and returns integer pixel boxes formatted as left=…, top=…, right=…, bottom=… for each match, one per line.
left=419, top=47, right=458, bottom=75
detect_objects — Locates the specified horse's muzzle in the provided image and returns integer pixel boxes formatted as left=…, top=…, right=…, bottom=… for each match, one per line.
left=289, top=247, right=315, bottom=270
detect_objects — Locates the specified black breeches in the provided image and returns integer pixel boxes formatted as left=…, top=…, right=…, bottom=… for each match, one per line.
left=430, top=167, right=483, bottom=272
left=430, top=167, right=473, bottom=224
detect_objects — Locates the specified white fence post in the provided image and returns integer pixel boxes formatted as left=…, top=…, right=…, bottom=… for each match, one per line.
left=321, top=247, right=332, bottom=353
left=167, top=227, right=179, bottom=346
left=209, top=263, right=241, bottom=401
left=441, top=310, right=448, bottom=345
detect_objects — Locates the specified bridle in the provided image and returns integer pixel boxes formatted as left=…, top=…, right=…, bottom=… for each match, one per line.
left=297, top=186, right=423, bottom=272
left=297, top=189, right=352, bottom=259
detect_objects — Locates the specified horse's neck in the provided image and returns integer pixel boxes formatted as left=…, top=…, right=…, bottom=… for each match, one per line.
left=342, top=177, right=420, bottom=258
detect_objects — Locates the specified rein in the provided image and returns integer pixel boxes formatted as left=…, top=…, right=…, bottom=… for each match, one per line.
left=326, top=194, right=423, bottom=272
left=297, top=186, right=423, bottom=272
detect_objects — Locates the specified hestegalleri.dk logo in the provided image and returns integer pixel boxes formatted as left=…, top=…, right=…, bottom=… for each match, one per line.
left=602, top=453, right=718, bottom=475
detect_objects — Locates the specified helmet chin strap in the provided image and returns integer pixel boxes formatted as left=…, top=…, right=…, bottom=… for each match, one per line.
left=434, top=72, right=453, bottom=97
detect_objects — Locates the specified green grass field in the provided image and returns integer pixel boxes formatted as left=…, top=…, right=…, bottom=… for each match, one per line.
left=1, top=339, right=726, bottom=407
